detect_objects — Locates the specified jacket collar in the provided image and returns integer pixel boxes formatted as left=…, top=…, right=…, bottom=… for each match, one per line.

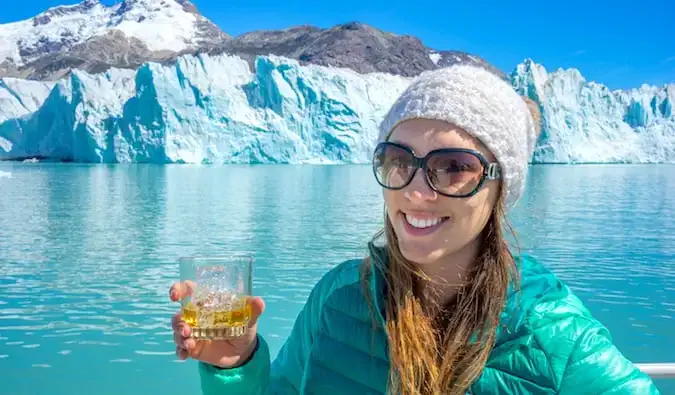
left=365, top=242, right=528, bottom=346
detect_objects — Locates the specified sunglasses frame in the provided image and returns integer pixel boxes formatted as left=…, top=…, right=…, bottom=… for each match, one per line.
left=371, top=141, right=502, bottom=198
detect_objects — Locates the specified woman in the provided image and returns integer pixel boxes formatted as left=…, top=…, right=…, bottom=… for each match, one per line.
left=169, top=63, right=659, bottom=394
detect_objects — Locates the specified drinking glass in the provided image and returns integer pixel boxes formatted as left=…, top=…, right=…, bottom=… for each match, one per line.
left=178, top=255, right=253, bottom=340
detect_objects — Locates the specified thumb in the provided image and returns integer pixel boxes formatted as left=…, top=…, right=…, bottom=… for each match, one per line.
left=248, top=296, right=265, bottom=328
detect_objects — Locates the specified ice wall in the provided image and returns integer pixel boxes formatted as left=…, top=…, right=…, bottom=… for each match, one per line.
left=1, top=54, right=673, bottom=164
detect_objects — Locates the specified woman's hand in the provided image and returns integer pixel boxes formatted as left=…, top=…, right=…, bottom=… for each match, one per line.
left=169, top=281, right=265, bottom=368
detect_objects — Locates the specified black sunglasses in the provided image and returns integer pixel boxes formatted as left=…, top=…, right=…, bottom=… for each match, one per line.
left=372, top=141, right=501, bottom=198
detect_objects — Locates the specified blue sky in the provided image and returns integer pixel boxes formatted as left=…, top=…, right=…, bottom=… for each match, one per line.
left=3, top=0, right=674, bottom=89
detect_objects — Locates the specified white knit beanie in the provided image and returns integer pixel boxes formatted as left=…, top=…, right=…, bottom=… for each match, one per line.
left=378, top=64, right=538, bottom=209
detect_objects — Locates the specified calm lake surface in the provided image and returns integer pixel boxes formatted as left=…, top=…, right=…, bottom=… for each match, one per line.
left=0, top=163, right=673, bottom=394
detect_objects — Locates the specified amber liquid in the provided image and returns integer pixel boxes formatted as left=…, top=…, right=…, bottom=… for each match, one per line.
left=183, top=297, right=251, bottom=329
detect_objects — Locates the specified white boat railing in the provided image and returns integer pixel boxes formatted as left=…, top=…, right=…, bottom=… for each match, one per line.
left=636, top=363, right=675, bottom=378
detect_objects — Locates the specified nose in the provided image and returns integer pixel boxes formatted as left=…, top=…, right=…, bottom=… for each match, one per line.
left=404, top=169, right=437, bottom=202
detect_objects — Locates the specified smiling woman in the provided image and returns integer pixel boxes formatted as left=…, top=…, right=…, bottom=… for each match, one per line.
left=368, top=64, right=543, bottom=393
left=170, top=62, right=660, bottom=395
left=373, top=122, right=504, bottom=265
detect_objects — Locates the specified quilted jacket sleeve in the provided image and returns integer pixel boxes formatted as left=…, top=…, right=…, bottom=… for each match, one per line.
left=480, top=255, right=662, bottom=395
left=558, top=317, right=660, bottom=394
left=197, top=262, right=339, bottom=395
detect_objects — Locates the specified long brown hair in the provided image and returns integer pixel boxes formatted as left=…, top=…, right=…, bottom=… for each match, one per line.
left=362, top=97, right=541, bottom=394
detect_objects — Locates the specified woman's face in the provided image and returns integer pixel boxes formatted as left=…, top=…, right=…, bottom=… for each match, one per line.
left=379, top=119, right=501, bottom=265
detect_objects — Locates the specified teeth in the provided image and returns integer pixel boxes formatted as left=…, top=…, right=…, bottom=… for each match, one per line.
left=405, top=214, right=442, bottom=229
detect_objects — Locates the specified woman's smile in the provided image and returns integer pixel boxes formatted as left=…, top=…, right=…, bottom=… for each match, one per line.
left=399, top=211, right=450, bottom=237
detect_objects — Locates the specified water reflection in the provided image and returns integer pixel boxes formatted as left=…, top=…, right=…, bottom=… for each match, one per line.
left=0, top=163, right=673, bottom=394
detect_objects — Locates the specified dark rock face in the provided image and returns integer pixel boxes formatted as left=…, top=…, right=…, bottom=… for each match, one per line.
left=15, top=30, right=177, bottom=81
left=434, top=50, right=506, bottom=79
left=1, top=0, right=505, bottom=81
left=205, top=22, right=504, bottom=78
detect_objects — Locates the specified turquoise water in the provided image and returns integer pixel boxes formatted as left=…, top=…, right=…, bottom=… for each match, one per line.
left=0, top=163, right=673, bottom=394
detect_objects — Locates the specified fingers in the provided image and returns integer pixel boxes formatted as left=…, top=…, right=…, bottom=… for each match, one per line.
left=169, top=280, right=197, bottom=301
left=183, top=337, right=196, bottom=351
left=175, top=341, right=201, bottom=360
left=173, top=314, right=190, bottom=361
left=172, top=312, right=191, bottom=351
left=248, top=296, right=265, bottom=328
left=171, top=313, right=191, bottom=334
left=176, top=345, right=189, bottom=360
left=171, top=312, right=183, bottom=330
left=173, top=323, right=190, bottom=344
left=174, top=331, right=199, bottom=356
left=186, top=338, right=206, bottom=359
left=170, top=306, right=204, bottom=361
left=171, top=295, right=266, bottom=365
left=175, top=337, right=205, bottom=361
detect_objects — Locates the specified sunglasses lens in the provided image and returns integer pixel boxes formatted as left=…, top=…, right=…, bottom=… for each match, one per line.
left=373, top=144, right=415, bottom=188
left=426, top=151, right=484, bottom=195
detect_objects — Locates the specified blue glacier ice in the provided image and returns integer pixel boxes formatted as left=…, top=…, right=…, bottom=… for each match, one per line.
left=0, top=54, right=409, bottom=163
left=0, top=54, right=673, bottom=164
left=511, top=60, right=674, bottom=163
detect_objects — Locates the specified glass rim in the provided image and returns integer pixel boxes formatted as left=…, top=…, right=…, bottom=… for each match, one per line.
left=178, top=254, right=254, bottom=262
left=178, top=254, right=254, bottom=296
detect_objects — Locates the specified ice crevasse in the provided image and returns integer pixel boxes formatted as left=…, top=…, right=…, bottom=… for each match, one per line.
left=0, top=53, right=673, bottom=164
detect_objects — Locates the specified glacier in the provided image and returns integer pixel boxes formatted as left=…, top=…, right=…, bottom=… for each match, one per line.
left=0, top=53, right=673, bottom=164
left=0, top=54, right=410, bottom=163
left=511, top=61, right=674, bottom=163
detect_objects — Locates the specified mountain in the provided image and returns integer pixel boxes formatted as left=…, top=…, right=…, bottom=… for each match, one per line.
left=0, top=0, right=499, bottom=81
left=0, top=0, right=672, bottom=164
left=206, top=22, right=504, bottom=78
left=0, top=0, right=229, bottom=80
left=0, top=53, right=672, bottom=164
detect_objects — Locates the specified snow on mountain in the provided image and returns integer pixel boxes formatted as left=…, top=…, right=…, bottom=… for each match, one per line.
left=0, top=0, right=223, bottom=65
left=0, top=0, right=228, bottom=80
left=429, top=52, right=442, bottom=65
left=0, top=0, right=108, bottom=66
left=0, top=53, right=672, bottom=164
left=511, top=60, right=674, bottom=163
left=104, top=0, right=217, bottom=53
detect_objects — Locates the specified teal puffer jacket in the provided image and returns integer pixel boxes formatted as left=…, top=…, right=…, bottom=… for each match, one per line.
left=197, top=245, right=659, bottom=394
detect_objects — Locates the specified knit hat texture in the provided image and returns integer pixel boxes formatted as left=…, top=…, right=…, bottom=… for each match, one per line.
left=378, top=64, right=538, bottom=209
